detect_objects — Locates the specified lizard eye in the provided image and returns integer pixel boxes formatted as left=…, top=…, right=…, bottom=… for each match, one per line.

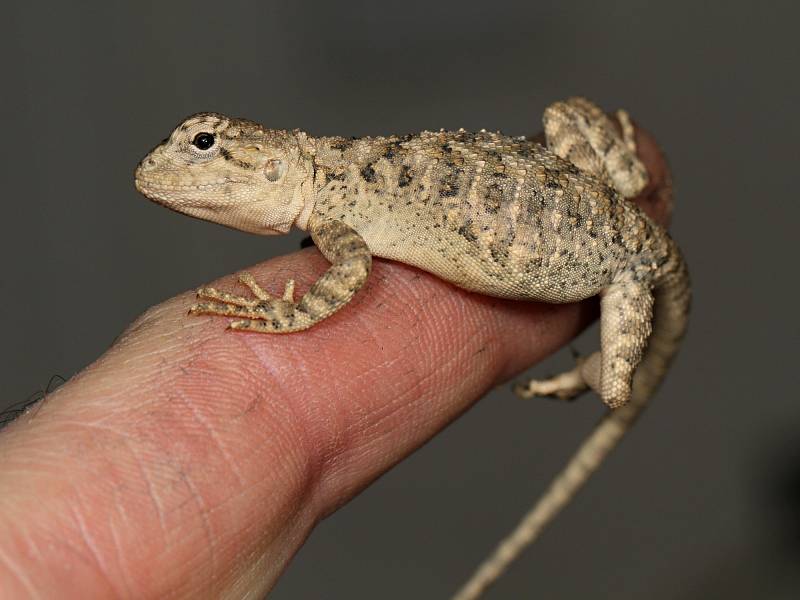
left=192, top=132, right=215, bottom=150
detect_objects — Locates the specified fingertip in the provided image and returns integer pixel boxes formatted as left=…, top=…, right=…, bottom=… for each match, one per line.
left=631, top=123, right=674, bottom=228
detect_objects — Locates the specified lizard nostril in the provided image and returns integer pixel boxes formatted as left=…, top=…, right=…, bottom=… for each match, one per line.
left=147, top=159, right=156, bottom=166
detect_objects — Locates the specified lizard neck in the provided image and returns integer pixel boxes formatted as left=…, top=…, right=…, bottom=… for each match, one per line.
left=292, top=132, right=387, bottom=232
left=291, top=130, right=321, bottom=232
left=311, top=135, right=363, bottom=173
left=304, top=135, right=365, bottom=228
left=307, top=134, right=409, bottom=218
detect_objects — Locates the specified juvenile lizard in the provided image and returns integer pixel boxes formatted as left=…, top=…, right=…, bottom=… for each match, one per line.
left=135, top=97, right=690, bottom=599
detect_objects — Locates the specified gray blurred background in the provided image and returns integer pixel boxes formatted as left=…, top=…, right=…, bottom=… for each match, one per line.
left=2, top=1, right=799, bottom=598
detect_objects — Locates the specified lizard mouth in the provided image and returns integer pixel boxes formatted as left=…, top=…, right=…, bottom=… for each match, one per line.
left=134, top=174, right=244, bottom=207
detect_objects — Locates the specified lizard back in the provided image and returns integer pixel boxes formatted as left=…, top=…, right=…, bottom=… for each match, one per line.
left=311, top=129, right=667, bottom=303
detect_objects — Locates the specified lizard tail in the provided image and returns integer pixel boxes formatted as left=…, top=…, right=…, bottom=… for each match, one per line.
left=452, top=248, right=690, bottom=600
left=450, top=399, right=646, bottom=600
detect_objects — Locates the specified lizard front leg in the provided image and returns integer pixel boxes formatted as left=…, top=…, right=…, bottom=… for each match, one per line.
left=190, top=219, right=372, bottom=333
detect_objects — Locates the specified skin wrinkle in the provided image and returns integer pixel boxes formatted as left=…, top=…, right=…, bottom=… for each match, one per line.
left=295, top=352, right=390, bottom=504
left=122, top=339, right=311, bottom=595
left=312, top=373, right=353, bottom=473
left=332, top=270, right=581, bottom=510
left=176, top=388, right=247, bottom=490
left=135, top=460, right=171, bottom=552
left=242, top=288, right=368, bottom=466
left=339, top=362, right=453, bottom=478
left=111, top=451, right=171, bottom=598
left=327, top=306, right=423, bottom=443
left=76, top=421, right=173, bottom=564
left=166, top=374, right=272, bottom=485
left=103, top=502, right=135, bottom=598
left=115, top=311, right=198, bottom=359
left=35, top=522, right=120, bottom=596
left=0, top=544, right=39, bottom=599
left=210, top=425, right=300, bottom=542
left=68, top=498, right=117, bottom=597
left=337, top=373, right=423, bottom=462
left=317, top=285, right=507, bottom=505
left=175, top=468, right=219, bottom=589
left=319, top=300, right=429, bottom=466
left=410, top=292, right=497, bottom=398
left=319, top=321, right=497, bottom=513
left=13, top=412, right=176, bottom=573
left=179, top=336, right=330, bottom=549
left=231, top=332, right=334, bottom=504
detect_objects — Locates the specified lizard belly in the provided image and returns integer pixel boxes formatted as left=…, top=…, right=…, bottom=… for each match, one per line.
left=358, top=215, right=610, bottom=303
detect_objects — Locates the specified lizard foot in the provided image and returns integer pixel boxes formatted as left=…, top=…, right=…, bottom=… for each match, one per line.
left=194, top=271, right=295, bottom=307
left=236, top=271, right=296, bottom=302
left=189, top=272, right=312, bottom=332
left=514, top=357, right=589, bottom=401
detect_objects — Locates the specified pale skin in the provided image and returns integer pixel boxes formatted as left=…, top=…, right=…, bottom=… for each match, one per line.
left=0, top=125, right=671, bottom=598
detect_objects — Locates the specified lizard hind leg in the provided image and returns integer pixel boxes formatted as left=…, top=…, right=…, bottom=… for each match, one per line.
left=515, top=281, right=653, bottom=409
left=542, top=97, right=649, bottom=199
left=514, top=354, right=597, bottom=402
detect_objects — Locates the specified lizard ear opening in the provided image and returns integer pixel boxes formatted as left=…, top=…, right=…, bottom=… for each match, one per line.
left=264, top=158, right=287, bottom=182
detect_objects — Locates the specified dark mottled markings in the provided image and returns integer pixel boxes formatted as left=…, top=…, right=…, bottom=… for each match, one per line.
left=484, top=182, right=503, bottom=214
left=458, top=220, right=478, bottom=243
left=516, top=146, right=532, bottom=159
left=330, top=138, right=354, bottom=151
left=543, top=167, right=565, bottom=190
left=489, top=227, right=516, bottom=264
left=439, top=169, right=460, bottom=197
left=325, top=171, right=346, bottom=184
left=441, top=185, right=459, bottom=197
left=490, top=240, right=509, bottom=263
left=219, top=147, right=255, bottom=170
left=398, top=165, right=412, bottom=187
left=602, top=184, right=617, bottom=199
left=383, top=139, right=405, bottom=159
left=361, top=163, right=377, bottom=183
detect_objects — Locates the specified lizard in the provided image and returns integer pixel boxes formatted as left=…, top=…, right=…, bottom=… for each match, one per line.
left=134, top=97, right=690, bottom=599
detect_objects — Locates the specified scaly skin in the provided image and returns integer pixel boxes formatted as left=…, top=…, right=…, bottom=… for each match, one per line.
left=135, top=98, right=690, bottom=599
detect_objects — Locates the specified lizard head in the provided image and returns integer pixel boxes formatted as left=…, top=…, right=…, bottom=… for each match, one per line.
left=135, top=113, right=315, bottom=235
